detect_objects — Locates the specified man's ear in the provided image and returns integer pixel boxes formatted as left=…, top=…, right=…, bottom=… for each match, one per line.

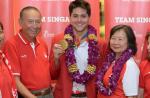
left=19, top=18, right=23, bottom=26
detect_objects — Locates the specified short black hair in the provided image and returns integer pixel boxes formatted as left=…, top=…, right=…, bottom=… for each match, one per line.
left=69, top=0, right=91, bottom=16
left=20, top=6, right=41, bottom=19
left=109, top=24, right=137, bottom=55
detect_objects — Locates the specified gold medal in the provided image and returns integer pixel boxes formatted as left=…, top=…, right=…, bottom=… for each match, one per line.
left=58, top=39, right=68, bottom=50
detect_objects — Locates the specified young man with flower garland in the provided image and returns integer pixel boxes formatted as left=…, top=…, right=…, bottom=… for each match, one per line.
left=96, top=25, right=139, bottom=98
left=50, top=0, right=101, bottom=98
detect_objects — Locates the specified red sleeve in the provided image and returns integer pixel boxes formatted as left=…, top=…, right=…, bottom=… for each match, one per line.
left=3, top=40, right=21, bottom=76
left=139, top=61, right=146, bottom=88
left=97, top=39, right=108, bottom=70
left=49, top=33, right=64, bottom=80
left=49, top=47, right=60, bottom=80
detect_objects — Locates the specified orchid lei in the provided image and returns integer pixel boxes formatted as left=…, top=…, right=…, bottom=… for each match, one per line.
left=96, top=48, right=133, bottom=95
left=64, top=24, right=100, bottom=84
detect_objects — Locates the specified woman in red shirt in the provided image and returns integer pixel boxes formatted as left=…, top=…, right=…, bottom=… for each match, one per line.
left=96, top=25, right=139, bottom=98
left=0, top=22, right=17, bottom=98
left=138, top=32, right=150, bottom=98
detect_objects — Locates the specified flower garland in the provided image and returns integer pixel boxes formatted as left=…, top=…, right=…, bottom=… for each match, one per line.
left=64, top=24, right=100, bottom=84
left=96, top=49, right=133, bottom=95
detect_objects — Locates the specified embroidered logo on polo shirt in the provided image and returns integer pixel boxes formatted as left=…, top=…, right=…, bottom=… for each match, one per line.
left=21, top=54, right=27, bottom=58
left=44, top=54, right=48, bottom=58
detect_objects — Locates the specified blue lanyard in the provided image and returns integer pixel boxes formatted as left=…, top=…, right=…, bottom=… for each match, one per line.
left=81, top=32, right=88, bottom=40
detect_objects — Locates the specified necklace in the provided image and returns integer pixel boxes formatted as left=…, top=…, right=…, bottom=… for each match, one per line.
left=64, top=25, right=100, bottom=84
left=96, top=49, right=133, bottom=95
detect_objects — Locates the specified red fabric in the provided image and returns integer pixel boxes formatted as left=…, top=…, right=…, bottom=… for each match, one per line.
left=97, top=64, right=127, bottom=98
left=4, top=32, right=51, bottom=90
left=49, top=33, right=64, bottom=80
left=139, top=60, right=150, bottom=98
left=97, top=39, right=108, bottom=71
left=141, top=35, right=148, bottom=61
left=0, top=52, right=17, bottom=98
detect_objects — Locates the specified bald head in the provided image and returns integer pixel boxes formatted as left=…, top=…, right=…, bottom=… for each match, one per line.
left=20, top=6, right=41, bottom=20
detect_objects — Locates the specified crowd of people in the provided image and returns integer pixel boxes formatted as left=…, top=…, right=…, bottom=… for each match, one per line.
left=0, top=0, right=149, bottom=98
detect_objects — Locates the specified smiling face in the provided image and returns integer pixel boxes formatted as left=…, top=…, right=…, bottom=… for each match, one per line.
left=110, top=30, right=128, bottom=58
left=70, top=7, right=90, bottom=34
left=19, top=9, right=41, bottom=42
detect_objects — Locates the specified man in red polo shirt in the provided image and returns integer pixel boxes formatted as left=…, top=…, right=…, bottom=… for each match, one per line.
left=4, top=6, right=54, bottom=98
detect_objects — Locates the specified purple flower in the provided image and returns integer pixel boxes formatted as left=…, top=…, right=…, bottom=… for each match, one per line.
left=65, top=25, right=100, bottom=84
left=96, top=49, right=133, bottom=95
